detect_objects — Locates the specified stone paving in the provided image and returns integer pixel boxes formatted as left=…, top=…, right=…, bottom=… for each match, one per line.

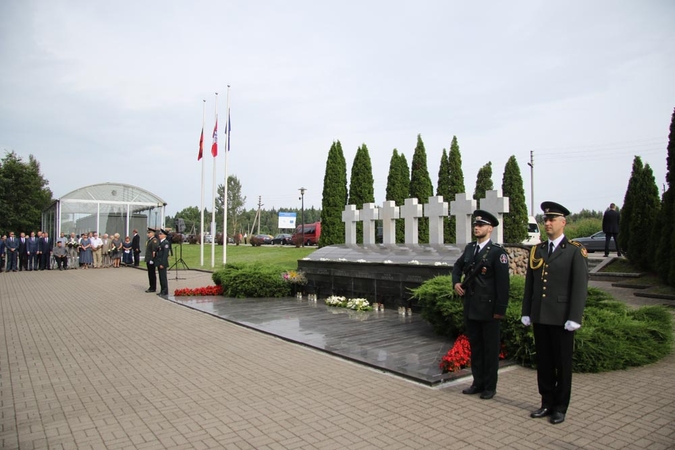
left=1, top=267, right=674, bottom=449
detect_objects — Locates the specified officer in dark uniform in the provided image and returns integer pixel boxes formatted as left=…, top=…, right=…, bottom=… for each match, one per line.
left=156, top=229, right=170, bottom=297
left=452, top=210, right=510, bottom=400
left=145, top=228, right=159, bottom=293
left=521, top=201, right=588, bottom=425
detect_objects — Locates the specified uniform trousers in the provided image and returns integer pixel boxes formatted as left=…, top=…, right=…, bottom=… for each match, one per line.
left=158, top=266, right=168, bottom=295
left=147, top=263, right=157, bottom=291
left=533, top=323, right=575, bottom=413
left=465, top=317, right=501, bottom=391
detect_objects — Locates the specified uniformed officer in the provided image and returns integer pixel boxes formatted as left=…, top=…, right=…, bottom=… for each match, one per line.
left=145, top=228, right=159, bottom=293
left=452, top=209, right=510, bottom=400
left=156, top=229, right=170, bottom=297
left=521, top=201, right=588, bottom=425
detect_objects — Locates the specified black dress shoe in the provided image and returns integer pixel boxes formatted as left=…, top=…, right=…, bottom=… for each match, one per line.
left=462, top=386, right=484, bottom=395
left=530, top=407, right=553, bottom=418
left=145, top=289, right=156, bottom=293
left=479, top=390, right=496, bottom=400
left=549, top=411, right=565, bottom=424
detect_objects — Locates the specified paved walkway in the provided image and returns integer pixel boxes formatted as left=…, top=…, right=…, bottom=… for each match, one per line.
left=1, top=268, right=674, bottom=449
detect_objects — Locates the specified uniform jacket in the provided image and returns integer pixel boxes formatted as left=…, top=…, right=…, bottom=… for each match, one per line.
left=522, top=237, right=589, bottom=325
left=602, top=209, right=620, bottom=234
left=155, top=238, right=170, bottom=268
left=452, top=240, right=510, bottom=321
left=145, top=236, right=159, bottom=264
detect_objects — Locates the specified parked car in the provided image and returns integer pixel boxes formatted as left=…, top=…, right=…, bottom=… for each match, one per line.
left=292, top=222, right=321, bottom=246
left=253, top=234, right=273, bottom=245
left=272, top=233, right=293, bottom=245
left=573, top=231, right=611, bottom=253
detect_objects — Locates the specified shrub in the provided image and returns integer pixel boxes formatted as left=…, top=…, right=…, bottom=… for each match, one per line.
left=564, top=218, right=602, bottom=240
left=212, top=263, right=291, bottom=298
left=412, top=274, right=674, bottom=373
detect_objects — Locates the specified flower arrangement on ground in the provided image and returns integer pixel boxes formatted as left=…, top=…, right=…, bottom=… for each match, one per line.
left=439, top=334, right=507, bottom=373
left=282, top=269, right=307, bottom=285
left=325, top=295, right=373, bottom=311
left=174, top=285, right=224, bottom=297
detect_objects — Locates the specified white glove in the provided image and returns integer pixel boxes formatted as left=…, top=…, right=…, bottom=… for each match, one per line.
left=148, top=260, right=154, bottom=265
left=564, top=320, right=581, bottom=331
left=521, top=316, right=531, bottom=326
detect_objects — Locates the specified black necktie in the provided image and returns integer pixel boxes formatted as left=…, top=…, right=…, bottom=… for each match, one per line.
left=548, top=242, right=554, bottom=257
left=474, top=245, right=480, bottom=258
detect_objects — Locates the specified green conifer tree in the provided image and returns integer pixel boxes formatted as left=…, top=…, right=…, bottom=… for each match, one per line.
left=655, top=108, right=675, bottom=284
left=348, top=144, right=375, bottom=244
left=447, top=136, right=465, bottom=243
left=409, top=134, right=433, bottom=243
left=619, top=156, right=643, bottom=253
left=386, top=149, right=409, bottom=243
left=436, top=148, right=451, bottom=243
left=319, top=141, right=348, bottom=247
left=473, top=162, right=494, bottom=208
left=501, top=156, right=528, bottom=243
left=628, top=163, right=660, bottom=271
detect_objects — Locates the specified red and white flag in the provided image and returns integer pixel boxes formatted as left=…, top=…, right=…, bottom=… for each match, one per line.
left=211, top=118, right=218, bottom=157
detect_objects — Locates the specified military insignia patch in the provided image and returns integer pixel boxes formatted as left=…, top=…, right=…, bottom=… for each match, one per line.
left=499, top=254, right=508, bottom=264
left=570, top=240, right=588, bottom=258
left=164, top=244, right=169, bottom=249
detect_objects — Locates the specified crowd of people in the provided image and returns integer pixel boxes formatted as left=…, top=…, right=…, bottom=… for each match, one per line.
left=0, top=229, right=142, bottom=271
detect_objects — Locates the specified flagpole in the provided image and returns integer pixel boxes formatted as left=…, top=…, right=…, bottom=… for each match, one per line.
left=222, top=85, right=230, bottom=264
left=200, top=99, right=206, bottom=267
left=211, top=92, right=218, bottom=268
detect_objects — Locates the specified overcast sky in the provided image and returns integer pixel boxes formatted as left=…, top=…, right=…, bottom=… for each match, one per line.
left=1, top=1, right=673, bottom=219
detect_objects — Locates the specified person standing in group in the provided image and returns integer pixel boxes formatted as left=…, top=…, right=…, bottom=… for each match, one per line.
left=602, top=203, right=621, bottom=257
left=0, top=235, right=6, bottom=272
left=521, top=201, right=589, bottom=425
left=79, top=233, right=93, bottom=269
left=39, top=232, right=52, bottom=270
left=145, top=228, right=159, bottom=293
left=27, top=231, right=39, bottom=271
left=156, top=229, right=170, bottom=297
left=122, top=236, right=134, bottom=266
left=90, top=232, right=103, bottom=268
left=452, top=210, right=510, bottom=400
left=131, top=229, right=141, bottom=267
left=5, top=232, right=18, bottom=272
left=18, top=232, right=28, bottom=271
left=67, top=233, right=79, bottom=268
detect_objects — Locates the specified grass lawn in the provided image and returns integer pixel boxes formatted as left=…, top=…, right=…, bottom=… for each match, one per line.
left=169, top=243, right=317, bottom=270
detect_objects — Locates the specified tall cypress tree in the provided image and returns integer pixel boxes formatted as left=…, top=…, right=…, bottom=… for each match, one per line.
left=501, top=155, right=528, bottom=243
left=319, top=140, right=348, bottom=247
left=436, top=148, right=451, bottom=244
left=628, top=163, right=660, bottom=271
left=473, top=161, right=494, bottom=207
left=656, top=108, right=675, bottom=284
left=409, top=134, right=433, bottom=244
left=348, top=144, right=375, bottom=244
left=386, top=149, right=409, bottom=243
left=619, top=156, right=643, bottom=253
left=447, top=136, right=465, bottom=243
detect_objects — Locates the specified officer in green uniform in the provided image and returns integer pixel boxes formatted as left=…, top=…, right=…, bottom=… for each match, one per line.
left=452, top=209, right=510, bottom=400
left=145, top=228, right=159, bottom=293
left=521, top=201, right=588, bottom=425
left=156, top=229, right=170, bottom=297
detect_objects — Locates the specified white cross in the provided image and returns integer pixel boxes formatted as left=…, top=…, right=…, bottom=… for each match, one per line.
left=400, top=198, right=424, bottom=245
left=341, top=205, right=360, bottom=245
left=424, top=196, right=448, bottom=245
left=450, top=193, right=476, bottom=246
left=481, top=189, right=510, bottom=243
left=379, top=200, right=399, bottom=245
left=360, top=203, right=379, bottom=245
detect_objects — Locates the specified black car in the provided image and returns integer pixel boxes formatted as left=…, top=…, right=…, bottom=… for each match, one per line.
left=573, top=231, right=621, bottom=253
left=271, top=233, right=293, bottom=245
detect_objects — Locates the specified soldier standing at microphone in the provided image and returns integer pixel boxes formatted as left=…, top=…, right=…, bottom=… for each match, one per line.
left=156, top=229, right=170, bottom=297
left=452, top=210, right=510, bottom=400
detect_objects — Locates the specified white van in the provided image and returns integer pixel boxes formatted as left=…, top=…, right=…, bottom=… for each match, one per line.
left=522, top=216, right=541, bottom=245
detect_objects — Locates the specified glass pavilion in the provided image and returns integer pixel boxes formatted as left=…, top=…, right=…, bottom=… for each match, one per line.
left=43, top=183, right=166, bottom=246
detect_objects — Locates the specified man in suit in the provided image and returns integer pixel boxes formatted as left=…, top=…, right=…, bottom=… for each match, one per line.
left=0, top=235, right=6, bottom=273
left=145, top=228, right=159, bottom=293
left=602, top=203, right=621, bottom=257
left=27, top=231, right=39, bottom=271
left=18, top=232, right=28, bottom=271
left=156, top=229, right=170, bottom=297
left=131, top=229, right=141, bottom=267
left=6, top=232, right=19, bottom=272
left=452, top=210, right=510, bottom=400
left=521, top=201, right=588, bottom=425
left=39, top=232, right=52, bottom=270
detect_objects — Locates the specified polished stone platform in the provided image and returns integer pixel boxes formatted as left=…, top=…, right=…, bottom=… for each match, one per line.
left=170, top=295, right=459, bottom=386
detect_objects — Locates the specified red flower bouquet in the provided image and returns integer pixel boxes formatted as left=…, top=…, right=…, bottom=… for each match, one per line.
left=173, top=285, right=224, bottom=297
left=439, top=335, right=507, bottom=373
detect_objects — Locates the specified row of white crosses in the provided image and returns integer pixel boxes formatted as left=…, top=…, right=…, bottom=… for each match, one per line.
left=341, top=190, right=510, bottom=247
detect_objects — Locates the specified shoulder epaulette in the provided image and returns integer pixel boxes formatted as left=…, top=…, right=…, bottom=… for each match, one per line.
left=569, top=240, right=588, bottom=258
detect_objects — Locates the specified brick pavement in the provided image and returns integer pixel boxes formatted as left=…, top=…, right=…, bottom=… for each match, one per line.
left=1, top=268, right=674, bottom=449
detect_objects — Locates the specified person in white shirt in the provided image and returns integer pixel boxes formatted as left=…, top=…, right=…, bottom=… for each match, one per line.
left=90, top=232, right=103, bottom=268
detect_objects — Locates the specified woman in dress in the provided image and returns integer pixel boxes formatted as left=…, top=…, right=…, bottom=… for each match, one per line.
left=79, top=233, right=93, bottom=269
left=111, top=233, right=122, bottom=268
left=122, top=236, right=134, bottom=266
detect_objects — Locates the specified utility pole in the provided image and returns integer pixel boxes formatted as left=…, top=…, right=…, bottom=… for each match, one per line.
left=527, top=150, right=535, bottom=216
left=299, top=187, right=306, bottom=247
left=256, top=196, right=263, bottom=235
